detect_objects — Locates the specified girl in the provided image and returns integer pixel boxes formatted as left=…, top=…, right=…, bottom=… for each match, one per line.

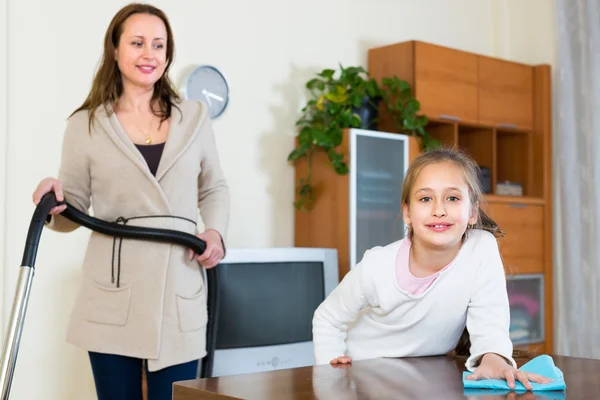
left=312, top=148, right=551, bottom=391
left=32, top=3, right=229, bottom=399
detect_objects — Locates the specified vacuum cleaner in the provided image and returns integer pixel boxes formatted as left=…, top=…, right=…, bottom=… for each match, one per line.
left=0, top=192, right=219, bottom=399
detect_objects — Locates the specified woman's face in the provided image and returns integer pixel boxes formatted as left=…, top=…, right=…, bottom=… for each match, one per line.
left=114, top=13, right=168, bottom=91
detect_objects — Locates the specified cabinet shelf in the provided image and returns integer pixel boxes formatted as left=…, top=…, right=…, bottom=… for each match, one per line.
left=485, top=194, right=545, bottom=206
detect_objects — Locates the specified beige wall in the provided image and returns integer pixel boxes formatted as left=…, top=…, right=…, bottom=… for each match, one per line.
left=0, top=0, right=555, bottom=398
left=0, top=0, right=7, bottom=337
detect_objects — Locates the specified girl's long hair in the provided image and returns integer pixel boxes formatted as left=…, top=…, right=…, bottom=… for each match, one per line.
left=71, top=3, right=180, bottom=132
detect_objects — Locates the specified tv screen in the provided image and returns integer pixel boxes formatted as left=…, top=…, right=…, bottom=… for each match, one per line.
left=214, top=261, right=325, bottom=350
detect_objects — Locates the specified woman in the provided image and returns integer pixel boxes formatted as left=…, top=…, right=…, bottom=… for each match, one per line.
left=31, top=3, right=229, bottom=399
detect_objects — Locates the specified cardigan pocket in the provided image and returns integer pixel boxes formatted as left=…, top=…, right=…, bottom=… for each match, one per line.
left=85, top=280, right=132, bottom=326
left=176, top=286, right=208, bottom=332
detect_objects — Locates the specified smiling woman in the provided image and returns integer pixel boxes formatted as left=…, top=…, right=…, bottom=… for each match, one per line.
left=30, top=3, right=230, bottom=400
left=71, top=3, right=179, bottom=146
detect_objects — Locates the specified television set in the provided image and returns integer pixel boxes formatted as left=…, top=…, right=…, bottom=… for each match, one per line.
left=199, top=247, right=339, bottom=378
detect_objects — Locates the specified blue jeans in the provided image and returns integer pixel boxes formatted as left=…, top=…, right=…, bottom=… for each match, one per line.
left=88, top=352, right=199, bottom=400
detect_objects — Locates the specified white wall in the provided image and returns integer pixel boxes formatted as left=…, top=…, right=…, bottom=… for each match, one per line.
left=0, top=0, right=7, bottom=333
left=0, top=0, right=555, bottom=398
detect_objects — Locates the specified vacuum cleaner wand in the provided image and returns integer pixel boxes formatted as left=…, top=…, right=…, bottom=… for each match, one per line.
left=0, top=192, right=207, bottom=399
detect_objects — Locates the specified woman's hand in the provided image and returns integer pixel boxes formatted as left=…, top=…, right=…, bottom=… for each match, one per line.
left=330, top=356, right=352, bottom=365
left=188, top=229, right=225, bottom=269
left=32, top=177, right=66, bottom=215
left=465, top=353, right=553, bottom=390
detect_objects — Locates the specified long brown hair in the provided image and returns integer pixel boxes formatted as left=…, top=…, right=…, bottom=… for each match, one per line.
left=71, top=3, right=180, bottom=132
left=400, top=147, right=509, bottom=358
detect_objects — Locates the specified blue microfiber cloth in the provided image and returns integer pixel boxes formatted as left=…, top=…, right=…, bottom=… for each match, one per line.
left=463, top=355, right=566, bottom=392
left=462, top=389, right=566, bottom=399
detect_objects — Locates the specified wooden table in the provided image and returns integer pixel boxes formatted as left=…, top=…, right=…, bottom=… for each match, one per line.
left=173, top=355, right=598, bottom=399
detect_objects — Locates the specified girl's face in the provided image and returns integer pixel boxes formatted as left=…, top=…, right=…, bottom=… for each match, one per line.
left=114, top=13, right=168, bottom=92
left=402, top=161, right=478, bottom=250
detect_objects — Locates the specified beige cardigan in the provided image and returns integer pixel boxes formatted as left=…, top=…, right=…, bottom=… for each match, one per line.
left=47, top=99, right=229, bottom=371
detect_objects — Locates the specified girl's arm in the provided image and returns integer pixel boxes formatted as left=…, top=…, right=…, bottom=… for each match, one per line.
left=465, top=235, right=517, bottom=371
left=312, top=261, right=370, bottom=364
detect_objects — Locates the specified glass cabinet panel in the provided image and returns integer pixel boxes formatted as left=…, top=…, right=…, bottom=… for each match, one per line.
left=507, top=274, right=545, bottom=344
left=350, top=130, right=409, bottom=268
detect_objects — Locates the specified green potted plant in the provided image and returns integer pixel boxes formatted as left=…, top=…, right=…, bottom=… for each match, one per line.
left=287, top=65, right=380, bottom=211
left=288, top=66, right=436, bottom=211
left=379, top=76, right=440, bottom=151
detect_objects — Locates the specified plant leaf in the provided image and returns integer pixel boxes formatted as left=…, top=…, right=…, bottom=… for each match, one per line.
left=306, top=78, right=321, bottom=90
left=334, top=161, right=349, bottom=175
left=312, top=129, right=333, bottom=148
left=425, top=138, right=442, bottom=151
left=326, top=102, right=341, bottom=116
left=394, top=79, right=411, bottom=92
left=287, top=146, right=308, bottom=162
left=328, top=149, right=349, bottom=175
left=325, top=91, right=349, bottom=103
left=298, top=126, right=313, bottom=145
left=295, top=118, right=312, bottom=126
left=405, top=98, right=420, bottom=114
left=330, top=128, right=343, bottom=147
left=318, top=69, right=335, bottom=80
left=299, top=183, right=312, bottom=196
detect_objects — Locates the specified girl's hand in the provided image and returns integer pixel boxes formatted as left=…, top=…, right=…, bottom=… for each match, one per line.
left=188, top=229, right=224, bottom=269
left=465, top=353, right=553, bottom=390
left=330, top=356, right=352, bottom=365
left=32, top=177, right=66, bottom=215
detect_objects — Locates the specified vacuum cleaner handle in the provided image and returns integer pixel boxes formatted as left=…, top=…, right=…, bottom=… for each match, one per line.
left=1, top=191, right=209, bottom=399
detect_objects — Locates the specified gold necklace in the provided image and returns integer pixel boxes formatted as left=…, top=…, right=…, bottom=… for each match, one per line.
left=137, top=116, right=154, bottom=144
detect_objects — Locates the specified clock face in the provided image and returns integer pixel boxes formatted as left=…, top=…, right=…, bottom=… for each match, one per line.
left=184, top=65, right=229, bottom=119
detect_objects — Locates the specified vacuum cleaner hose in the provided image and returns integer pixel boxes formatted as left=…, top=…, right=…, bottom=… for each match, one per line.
left=22, top=192, right=207, bottom=268
left=1, top=191, right=211, bottom=400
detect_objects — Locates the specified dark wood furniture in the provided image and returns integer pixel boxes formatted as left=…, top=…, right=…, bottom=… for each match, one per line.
left=173, top=355, right=596, bottom=399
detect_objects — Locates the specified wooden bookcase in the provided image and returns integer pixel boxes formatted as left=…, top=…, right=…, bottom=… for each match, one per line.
left=367, top=40, right=553, bottom=355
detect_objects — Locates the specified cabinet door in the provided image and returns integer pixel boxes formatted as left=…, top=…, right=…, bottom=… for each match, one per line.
left=350, top=131, right=408, bottom=269
left=487, top=202, right=544, bottom=274
left=478, top=57, right=533, bottom=129
left=414, top=42, right=479, bottom=123
left=507, top=274, right=545, bottom=345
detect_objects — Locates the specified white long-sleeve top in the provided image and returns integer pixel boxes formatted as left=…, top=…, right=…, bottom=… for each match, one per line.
left=312, top=229, right=516, bottom=371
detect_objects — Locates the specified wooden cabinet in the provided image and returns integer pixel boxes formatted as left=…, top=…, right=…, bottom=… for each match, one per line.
left=368, top=41, right=479, bottom=126
left=487, top=202, right=545, bottom=274
left=414, top=42, right=479, bottom=122
left=478, top=56, right=534, bottom=130
left=366, top=42, right=553, bottom=353
left=369, top=41, right=534, bottom=129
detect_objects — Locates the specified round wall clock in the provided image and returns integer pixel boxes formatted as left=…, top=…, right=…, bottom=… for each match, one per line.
left=181, top=65, right=230, bottom=119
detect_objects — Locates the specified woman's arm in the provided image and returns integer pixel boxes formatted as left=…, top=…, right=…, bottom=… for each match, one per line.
left=45, top=115, right=92, bottom=232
